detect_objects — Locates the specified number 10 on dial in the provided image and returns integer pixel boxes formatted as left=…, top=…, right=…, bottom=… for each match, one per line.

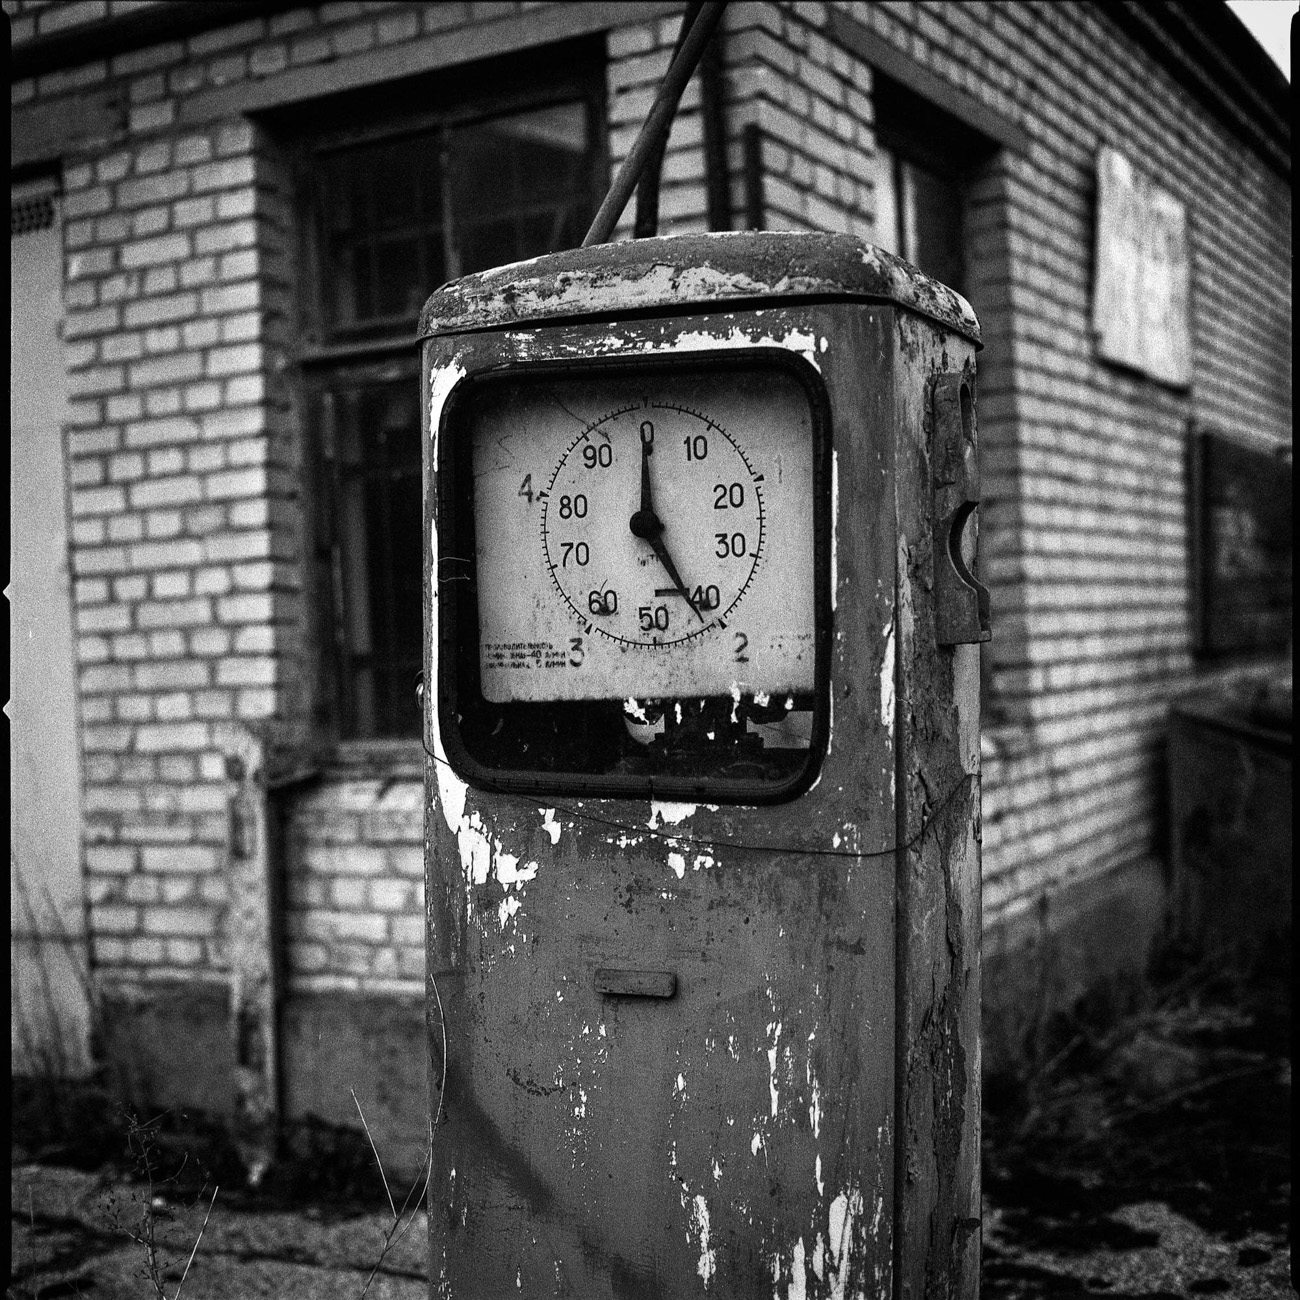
left=468, top=365, right=818, bottom=704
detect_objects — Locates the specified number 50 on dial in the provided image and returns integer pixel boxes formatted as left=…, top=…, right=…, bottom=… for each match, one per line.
left=465, top=361, right=820, bottom=705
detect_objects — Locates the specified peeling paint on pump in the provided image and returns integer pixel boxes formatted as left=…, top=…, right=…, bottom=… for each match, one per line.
left=421, top=232, right=981, bottom=1298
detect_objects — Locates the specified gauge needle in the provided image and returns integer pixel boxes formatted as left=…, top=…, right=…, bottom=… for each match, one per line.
left=629, top=429, right=705, bottom=624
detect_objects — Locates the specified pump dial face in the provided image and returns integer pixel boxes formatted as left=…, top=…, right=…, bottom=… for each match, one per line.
left=541, top=405, right=765, bottom=649
left=466, top=364, right=817, bottom=704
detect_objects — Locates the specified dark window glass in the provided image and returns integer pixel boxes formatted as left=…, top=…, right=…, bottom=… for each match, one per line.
left=307, top=86, right=601, bottom=739
left=320, top=134, right=447, bottom=335
left=322, top=376, right=424, bottom=737
left=1191, top=428, right=1292, bottom=656
left=873, top=148, right=965, bottom=294
left=319, top=100, right=594, bottom=336
left=904, top=162, right=964, bottom=295
left=449, top=102, right=592, bottom=278
left=871, top=75, right=995, bottom=297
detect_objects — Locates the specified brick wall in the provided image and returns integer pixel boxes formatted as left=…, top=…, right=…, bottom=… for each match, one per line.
left=809, top=0, right=1291, bottom=935
left=609, top=2, right=879, bottom=240
left=608, top=11, right=709, bottom=238
left=9, top=0, right=1290, bottom=1004
left=284, top=780, right=425, bottom=990
left=61, top=108, right=301, bottom=986
left=724, top=1, right=876, bottom=238
left=9, top=1, right=707, bottom=1004
left=6, top=0, right=166, bottom=48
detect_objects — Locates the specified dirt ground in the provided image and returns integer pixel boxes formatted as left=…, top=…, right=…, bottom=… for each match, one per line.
left=982, top=942, right=1293, bottom=1298
left=10, top=1103, right=430, bottom=1299
left=10, top=946, right=1293, bottom=1299
left=8, top=1162, right=427, bottom=1298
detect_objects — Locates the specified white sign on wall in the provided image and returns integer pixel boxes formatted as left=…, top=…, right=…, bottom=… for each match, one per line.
left=1091, top=146, right=1192, bottom=387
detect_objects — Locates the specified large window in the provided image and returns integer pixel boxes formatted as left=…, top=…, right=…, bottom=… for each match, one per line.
left=1189, top=426, right=1292, bottom=657
left=295, top=49, right=604, bottom=739
left=869, top=75, right=995, bottom=297
left=868, top=75, right=1007, bottom=717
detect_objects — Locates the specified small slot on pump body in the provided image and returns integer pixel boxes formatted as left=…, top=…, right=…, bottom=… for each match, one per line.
left=931, top=372, right=991, bottom=645
left=594, top=968, right=678, bottom=999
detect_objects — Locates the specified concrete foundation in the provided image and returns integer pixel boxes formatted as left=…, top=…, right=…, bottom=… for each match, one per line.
left=96, top=984, right=428, bottom=1179
left=982, top=856, right=1170, bottom=1079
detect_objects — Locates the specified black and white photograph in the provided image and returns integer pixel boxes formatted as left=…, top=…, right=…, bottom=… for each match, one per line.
left=10, top=2, right=1292, bottom=1296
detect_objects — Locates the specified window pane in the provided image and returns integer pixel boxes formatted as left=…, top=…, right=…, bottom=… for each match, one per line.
left=1194, top=431, right=1292, bottom=655
left=872, top=144, right=902, bottom=258
left=449, top=101, right=593, bottom=277
left=331, top=376, right=423, bottom=737
left=904, top=161, right=964, bottom=294
left=874, top=150, right=964, bottom=292
left=320, top=135, right=446, bottom=334
left=374, top=235, right=424, bottom=318
left=311, top=87, right=598, bottom=739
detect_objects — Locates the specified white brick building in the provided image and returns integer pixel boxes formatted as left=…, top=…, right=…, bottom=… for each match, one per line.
left=10, top=1, right=1291, bottom=1167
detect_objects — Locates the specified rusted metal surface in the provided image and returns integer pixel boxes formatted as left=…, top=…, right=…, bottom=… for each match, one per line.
left=893, top=317, right=983, bottom=1299
left=423, top=232, right=981, bottom=1297
left=593, top=968, right=679, bottom=999
left=930, top=372, right=991, bottom=646
left=418, top=231, right=981, bottom=346
left=222, top=727, right=279, bottom=1186
left=221, top=725, right=317, bottom=1184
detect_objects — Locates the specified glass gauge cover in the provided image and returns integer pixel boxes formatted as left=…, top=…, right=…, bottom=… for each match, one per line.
left=438, top=355, right=829, bottom=801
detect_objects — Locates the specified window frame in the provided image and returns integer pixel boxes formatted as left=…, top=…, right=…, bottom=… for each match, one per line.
left=295, top=50, right=607, bottom=361
left=288, top=43, right=608, bottom=752
left=871, top=74, right=996, bottom=299
left=869, top=74, right=1013, bottom=729
left=1188, top=423, right=1293, bottom=661
left=307, top=354, right=426, bottom=743
left=434, top=349, right=836, bottom=806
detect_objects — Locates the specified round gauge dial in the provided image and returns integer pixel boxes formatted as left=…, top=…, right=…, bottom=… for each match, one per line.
left=541, top=404, right=765, bottom=649
left=465, top=363, right=816, bottom=706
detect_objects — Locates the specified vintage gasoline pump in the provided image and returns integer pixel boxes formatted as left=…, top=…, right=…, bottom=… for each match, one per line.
left=420, top=231, right=987, bottom=1299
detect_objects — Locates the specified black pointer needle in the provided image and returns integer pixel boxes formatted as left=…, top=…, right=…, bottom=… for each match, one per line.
left=629, top=427, right=705, bottom=624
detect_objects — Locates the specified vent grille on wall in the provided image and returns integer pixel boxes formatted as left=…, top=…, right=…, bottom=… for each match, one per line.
left=12, top=193, right=56, bottom=236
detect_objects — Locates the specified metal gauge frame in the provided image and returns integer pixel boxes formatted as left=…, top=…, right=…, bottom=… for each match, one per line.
left=433, top=347, right=834, bottom=805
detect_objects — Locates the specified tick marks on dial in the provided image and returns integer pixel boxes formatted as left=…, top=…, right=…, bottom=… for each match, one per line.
left=541, top=400, right=765, bottom=648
